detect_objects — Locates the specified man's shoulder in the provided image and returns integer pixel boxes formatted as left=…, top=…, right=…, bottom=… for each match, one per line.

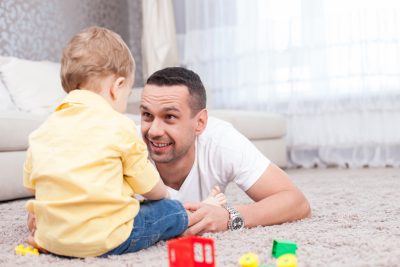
left=197, top=116, right=251, bottom=157
left=199, top=116, right=244, bottom=144
left=201, top=116, right=234, bottom=137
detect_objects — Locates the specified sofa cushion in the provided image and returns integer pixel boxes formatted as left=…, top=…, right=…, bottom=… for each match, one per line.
left=0, top=151, right=34, bottom=201
left=209, top=109, right=286, bottom=139
left=0, top=57, right=66, bottom=114
left=0, top=111, right=45, bottom=151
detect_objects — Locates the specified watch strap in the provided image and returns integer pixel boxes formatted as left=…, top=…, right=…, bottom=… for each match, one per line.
left=224, top=204, right=244, bottom=230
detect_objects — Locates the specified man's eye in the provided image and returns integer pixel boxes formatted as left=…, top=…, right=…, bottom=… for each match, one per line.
left=142, top=112, right=152, bottom=119
left=166, top=115, right=176, bottom=120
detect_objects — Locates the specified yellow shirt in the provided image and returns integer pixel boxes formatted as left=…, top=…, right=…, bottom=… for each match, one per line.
left=23, top=89, right=160, bottom=257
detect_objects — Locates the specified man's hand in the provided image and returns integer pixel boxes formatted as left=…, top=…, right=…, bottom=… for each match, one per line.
left=183, top=203, right=230, bottom=235
left=27, top=212, right=36, bottom=233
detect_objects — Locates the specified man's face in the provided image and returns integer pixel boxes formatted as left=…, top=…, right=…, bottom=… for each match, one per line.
left=140, top=84, right=204, bottom=164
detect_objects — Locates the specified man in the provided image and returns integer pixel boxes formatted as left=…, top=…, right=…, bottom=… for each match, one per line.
left=140, top=67, right=311, bottom=235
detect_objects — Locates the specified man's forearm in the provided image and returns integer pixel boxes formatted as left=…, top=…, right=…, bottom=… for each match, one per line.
left=236, top=190, right=311, bottom=228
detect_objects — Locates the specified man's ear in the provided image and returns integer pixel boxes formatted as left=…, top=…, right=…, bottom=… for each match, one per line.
left=195, top=109, right=208, bottom=135
left=110, top=77, right=126, bottom=100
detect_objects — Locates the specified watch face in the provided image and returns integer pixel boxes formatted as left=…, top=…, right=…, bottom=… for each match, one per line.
left=231, top=216, right=244, bottom=230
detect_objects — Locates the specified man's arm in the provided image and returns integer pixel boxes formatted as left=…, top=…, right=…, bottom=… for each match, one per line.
left=184, top=163, right=311, bottom=235
left=237, top=163, right=310, bottom=227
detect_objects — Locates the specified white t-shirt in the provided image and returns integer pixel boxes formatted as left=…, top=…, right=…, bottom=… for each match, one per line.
left=167, top=117, right=270, bottom=202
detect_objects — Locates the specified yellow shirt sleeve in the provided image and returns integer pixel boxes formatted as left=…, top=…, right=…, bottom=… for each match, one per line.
left=122, top=127, right=160, bottom=195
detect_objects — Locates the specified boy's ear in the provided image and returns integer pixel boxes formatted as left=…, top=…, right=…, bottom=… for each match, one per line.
left=110, top=77, right=126, bottom=100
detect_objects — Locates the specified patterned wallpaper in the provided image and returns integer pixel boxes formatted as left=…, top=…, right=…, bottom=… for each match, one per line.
left=0, top=0, right=144, bottom=86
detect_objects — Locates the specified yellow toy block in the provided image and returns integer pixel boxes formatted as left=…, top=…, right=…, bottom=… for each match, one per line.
left=276, top=253, right=297, bottom=267
left=239, top=252, right=259, bottom=267
left=15, top=244, right=40, bottom=256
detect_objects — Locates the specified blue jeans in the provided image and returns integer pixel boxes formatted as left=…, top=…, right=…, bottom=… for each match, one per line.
left=102, top=199, right=188, bottom=256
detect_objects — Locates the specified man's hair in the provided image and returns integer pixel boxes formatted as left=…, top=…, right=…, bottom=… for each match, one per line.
left=146, top=67, right=207, bottom=115
left=61, top=26, right=135, bottom=93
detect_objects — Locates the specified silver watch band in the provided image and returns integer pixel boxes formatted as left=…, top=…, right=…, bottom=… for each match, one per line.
left=225, top=205, right=240, bottom=217
left=224, top=204, right=245, bottom=230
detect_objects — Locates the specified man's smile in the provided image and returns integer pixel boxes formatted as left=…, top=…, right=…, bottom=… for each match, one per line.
left=149, top=141, right=173, bottom=153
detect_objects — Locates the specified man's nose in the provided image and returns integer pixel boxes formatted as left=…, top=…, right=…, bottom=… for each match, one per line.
left=147, top=118, right=165, bottom=138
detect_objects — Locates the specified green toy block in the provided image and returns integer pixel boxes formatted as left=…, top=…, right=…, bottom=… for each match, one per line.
left=271, top=240, right=297, bottom=258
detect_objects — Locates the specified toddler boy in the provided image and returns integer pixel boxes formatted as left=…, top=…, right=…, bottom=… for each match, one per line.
left=24, top=26, right=190, bottom=257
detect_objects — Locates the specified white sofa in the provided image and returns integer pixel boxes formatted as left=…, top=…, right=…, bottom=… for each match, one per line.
left=0, top=57, right=287, bottom=201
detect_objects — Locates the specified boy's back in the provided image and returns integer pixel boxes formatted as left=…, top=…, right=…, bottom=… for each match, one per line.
left=24, top=89, right=158, bottom=257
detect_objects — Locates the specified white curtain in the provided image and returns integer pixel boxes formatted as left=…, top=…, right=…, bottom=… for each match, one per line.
left=142, top=0, right=179, bottom=81
left=174, top=0, right=400, bottom=168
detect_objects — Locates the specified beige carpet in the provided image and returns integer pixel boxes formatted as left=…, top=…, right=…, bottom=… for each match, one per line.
left=1, top=167, right=400, bottom=267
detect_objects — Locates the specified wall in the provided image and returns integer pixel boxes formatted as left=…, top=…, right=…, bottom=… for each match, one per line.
left=0, top=0, right=144, bottom=86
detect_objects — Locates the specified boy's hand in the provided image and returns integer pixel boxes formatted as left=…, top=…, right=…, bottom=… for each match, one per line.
left=27, top=212, right=36, bottom=233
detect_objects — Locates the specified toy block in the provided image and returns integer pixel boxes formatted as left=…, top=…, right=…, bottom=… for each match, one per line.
left=168, top=236, right=215, bottom=267
left=276, top=254, right=297, bottom=267
left=271, top=240, right=297, bottom=258
left=15, top=244, right=40, bottom=256
left=239, top=252, right=259, bottom=267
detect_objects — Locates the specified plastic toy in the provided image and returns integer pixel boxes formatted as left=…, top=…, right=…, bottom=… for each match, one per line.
left=238, top=252, right=259, bottom=267
left=15, top=244, right=40, bottom=256
left=276, top=254, right=297, bottom=267
left=167, top=236, right=215, bottom=267
left=271, top=240, right=297, bottom=258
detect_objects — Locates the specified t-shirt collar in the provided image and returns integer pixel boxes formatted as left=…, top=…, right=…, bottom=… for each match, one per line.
left=56, top=89, right=112, bottom=111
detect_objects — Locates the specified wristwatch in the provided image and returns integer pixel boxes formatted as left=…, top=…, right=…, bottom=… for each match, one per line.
left=224, top=204, right=245, bottom=231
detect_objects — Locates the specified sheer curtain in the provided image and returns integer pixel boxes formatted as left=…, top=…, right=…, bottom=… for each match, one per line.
left=174, top=0, right=400, bottom=168
left=142, top=0, right=178, bottom=80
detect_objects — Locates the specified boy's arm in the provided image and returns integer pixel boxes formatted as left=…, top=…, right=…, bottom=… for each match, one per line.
left=122, top=128, right=167, bottom=199
left=141, top=179, right=170, bottom=200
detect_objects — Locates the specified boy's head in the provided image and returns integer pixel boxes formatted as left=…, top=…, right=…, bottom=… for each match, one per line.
left=61, top=26, right=135, bottom=112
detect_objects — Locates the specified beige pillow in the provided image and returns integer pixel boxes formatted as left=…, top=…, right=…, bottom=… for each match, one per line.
left=0, top=57, right=66, bottom=114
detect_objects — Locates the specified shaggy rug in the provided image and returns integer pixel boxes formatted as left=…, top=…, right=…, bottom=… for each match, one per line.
left=1, top=167, right=399, bottom=267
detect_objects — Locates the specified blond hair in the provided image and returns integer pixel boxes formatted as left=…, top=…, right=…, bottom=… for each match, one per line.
left=61, top=26, right=135, bottom=93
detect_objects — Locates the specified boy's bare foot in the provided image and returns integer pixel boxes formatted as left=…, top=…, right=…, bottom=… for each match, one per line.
left=27, top=232, right=48, bottom=253
left=202, top=185, right=227, bottom=207
left=27, top=212, right=36, bottom=233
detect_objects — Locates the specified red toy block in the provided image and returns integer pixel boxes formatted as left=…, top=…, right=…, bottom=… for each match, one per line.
left=168, top=236, right=215, bottom=267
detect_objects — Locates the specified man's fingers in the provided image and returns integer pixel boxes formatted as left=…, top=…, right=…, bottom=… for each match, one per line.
left=185, top=218, right=207, bottom=236
left=187, top=206, right=205, bottom=227
left=184, top=202, right=203, bottom=212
